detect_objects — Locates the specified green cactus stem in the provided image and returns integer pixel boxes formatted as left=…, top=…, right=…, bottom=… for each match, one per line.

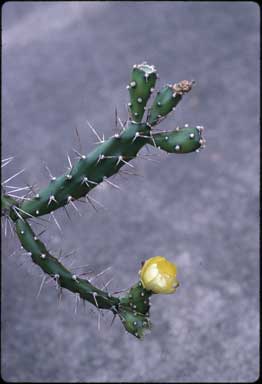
left=16, top=122, right=149, bottom=219
left=147, top=80, right=194, bottom=127
left=128, top=62, right=157, bottom=123
left=15, top=217, right=153, bottom=338
left=118, top=281, right=153, bottom=339
left=16, top=218, right=119, bottom=310
left=10, top=123, right=204, bottom=221
left=148, top=126, right=205, bottom=153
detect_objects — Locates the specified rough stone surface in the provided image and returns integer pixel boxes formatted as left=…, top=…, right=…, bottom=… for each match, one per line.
left=1, top=2, right=259, bottom=382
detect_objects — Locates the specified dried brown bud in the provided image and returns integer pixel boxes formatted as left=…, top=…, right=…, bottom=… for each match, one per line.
left=172, top=80, right=194, bottom=95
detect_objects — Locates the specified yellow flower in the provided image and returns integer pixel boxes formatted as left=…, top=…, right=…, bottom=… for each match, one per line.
left=139, top=256, right=179, bottom=294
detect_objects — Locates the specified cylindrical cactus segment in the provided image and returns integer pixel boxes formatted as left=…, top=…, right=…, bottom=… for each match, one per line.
left=18, top=122, right=150, bottom=219
left=119, top=281, right=151, bottom=316
left=147, top=80, right=194, bottom=126
left=128, top=63, right=157, bottom=123
left=14, top=217, right=155, bottom=338
left=13, top=123, right=204, bottom=220
left=118, top=281, right=152, bottom=339
left=149, top=126, right=205, bottom=153
left=10, top=123, right=204, bottom=221
left=118, top=308, right=151, bottom=339
left=15, top=218, right=119, bottom=310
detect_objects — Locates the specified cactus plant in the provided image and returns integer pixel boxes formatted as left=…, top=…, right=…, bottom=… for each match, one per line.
left=2, top=62, right=205, bottom=339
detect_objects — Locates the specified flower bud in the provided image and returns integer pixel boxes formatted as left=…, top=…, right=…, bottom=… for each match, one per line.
left=139, top=256, right=179, bottom=294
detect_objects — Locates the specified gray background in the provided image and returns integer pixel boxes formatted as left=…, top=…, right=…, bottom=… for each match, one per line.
left=1, top=1, right=260, bottom=382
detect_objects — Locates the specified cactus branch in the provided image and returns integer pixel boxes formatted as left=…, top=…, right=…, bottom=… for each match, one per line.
left=8, top=124, right=204, bottom=221
left=147, top=80, right=194, bottom=126
left=2, top=62, right=206, bottom=339
left=149, top=126, right=205, bottom=153
left=16, top=218, right=119, bottom=310
left=15, top=217, right=154, bottom=338
left=128, top=62, right=157, bottom=123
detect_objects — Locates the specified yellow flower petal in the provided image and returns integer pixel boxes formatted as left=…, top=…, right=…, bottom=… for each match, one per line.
left=139, top=256, right=178, bottom=294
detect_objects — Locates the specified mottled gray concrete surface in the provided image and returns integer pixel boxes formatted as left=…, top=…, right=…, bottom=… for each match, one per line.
left=1, top=1, right=260, bottom=382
